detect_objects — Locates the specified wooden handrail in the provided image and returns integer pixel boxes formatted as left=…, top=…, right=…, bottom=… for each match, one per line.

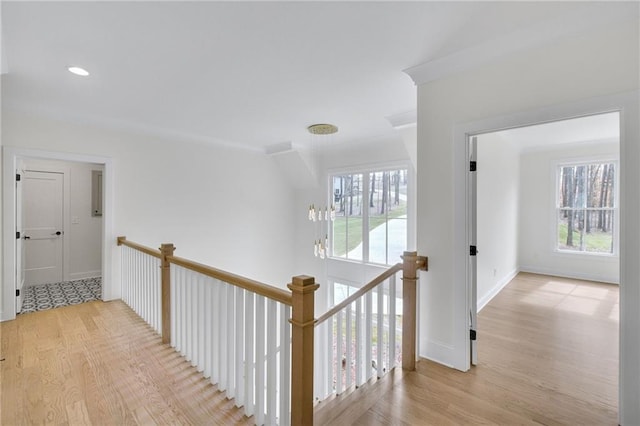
left=167, top=255, right=293, bottom=306
left=117, top=236, right=162, bottom=258
left=315, top=262, right=403, bottom=326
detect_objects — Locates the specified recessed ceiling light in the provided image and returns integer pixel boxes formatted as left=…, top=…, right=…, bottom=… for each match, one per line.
left=67, top=66, right=89, bottom=77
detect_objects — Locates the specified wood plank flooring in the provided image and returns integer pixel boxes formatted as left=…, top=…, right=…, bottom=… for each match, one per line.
left=1, top=300, right=252, bottom=425
left=315, top=273, right=619, bottom=425
left=1, top=273, right=618, bottom=425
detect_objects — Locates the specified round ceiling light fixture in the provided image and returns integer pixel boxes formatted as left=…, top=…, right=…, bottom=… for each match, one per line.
left=67, top=66, right=90, bottom=77
left=307, top=123, right=338, bottom=135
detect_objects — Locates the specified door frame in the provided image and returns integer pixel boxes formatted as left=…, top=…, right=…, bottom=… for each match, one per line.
left=452, top=90, right=637, bottom=425
left=2, top=147, right=114, bottom=321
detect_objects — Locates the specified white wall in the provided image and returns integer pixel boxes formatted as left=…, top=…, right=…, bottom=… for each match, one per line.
left=22, top=158, right=104, bottom=280
left=414, top=19, right=639, bottom=423
left=2, top=110, right=297, bottom=319
left=476, top=132, right=520, bottom=310
left=519, top=141, right=619, bottom=283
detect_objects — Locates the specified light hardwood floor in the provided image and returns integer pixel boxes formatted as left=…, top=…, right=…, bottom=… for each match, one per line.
left=1, top=273, right=618, bottom=425
left=1, top=300, right=252, bottom=425
left=315, top=273, right=619, bottom=425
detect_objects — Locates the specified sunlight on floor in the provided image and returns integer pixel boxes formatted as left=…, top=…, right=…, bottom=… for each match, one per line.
left=518, top=276, right=619, bottom=320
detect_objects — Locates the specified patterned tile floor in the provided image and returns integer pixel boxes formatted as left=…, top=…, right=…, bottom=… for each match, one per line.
left=20, top=277, right=102, bottom=313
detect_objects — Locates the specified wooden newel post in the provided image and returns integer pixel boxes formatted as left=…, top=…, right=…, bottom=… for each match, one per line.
left=288, top=275, right=319, bottom=426
left=402, top=251, right=428, bottom=371
left=160, top=243, right=175, bottom=345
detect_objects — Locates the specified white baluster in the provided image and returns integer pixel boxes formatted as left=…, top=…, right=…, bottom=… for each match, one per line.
left=211, top=279, right=221, bottom=385
left=255, top=295, right=265, bottom=425
left=355, top=298, right=363, bottom=386
left=389, top=274, right=396, bottom=369
left=244, top=292, right=255, bottom=417
left=170, top=265, right=177, bottom=349
left=219, top=283, right=227, bottom=391
left=346, top=303, right=353, bottom=388
left=377, top=282, right=384, bottom=379
left=180, top=267, right=188, bottom=358
left=144, top=255, right=149, bottom=324
left=204, top=278, right=212, bottom=378
left=365, top=291, right=373, bottom=381
left=156, top=257, right=161, bottom=335
left=197, top=275, right=205, bottom=371
left=336, top=310, right=343, bottom=394
left=185, top=269, right=193, bottom=362
left=226, top=283, right=235, bottom=398
left=280, top=304, right=291, bottom=426
left=325, top=320, right=332, bottom=397
left=235, top=287, right=245, bottom=405
left=266, top=299, right=277, bottom=424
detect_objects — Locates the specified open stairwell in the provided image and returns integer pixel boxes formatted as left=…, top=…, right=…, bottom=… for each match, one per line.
left=116, top=237, right=427, bottom=425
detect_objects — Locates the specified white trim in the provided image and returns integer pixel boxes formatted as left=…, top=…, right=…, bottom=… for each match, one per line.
left=551, top=155, right=620, bottom=258
left=68, top=270, right=102, bottom=281
left=421, top=338, right=455, bottom=369
left=2, top=146, right=115, bottom=322
left=477, top=268, right=520, bottom=312
left=519, top=265, right=618, bottom=285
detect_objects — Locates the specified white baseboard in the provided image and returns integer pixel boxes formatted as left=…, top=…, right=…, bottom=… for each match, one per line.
left=478, top=268, right=519, bottom=312
left=68, top=270, right=102, bottom=281
left=519, top=265, right=618, bottom=285
left=420, top=338, right=455, bottom=369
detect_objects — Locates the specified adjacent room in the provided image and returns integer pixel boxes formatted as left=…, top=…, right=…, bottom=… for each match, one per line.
left=473, top=112, right=620, bottom=421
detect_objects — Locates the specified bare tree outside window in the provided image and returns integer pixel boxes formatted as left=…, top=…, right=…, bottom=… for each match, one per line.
left=331, top=168, right=408, bottom=264
left=557, top=162, right=616, bottom=254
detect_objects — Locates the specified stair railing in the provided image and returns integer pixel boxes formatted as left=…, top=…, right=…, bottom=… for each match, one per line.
left=313, top=252, right=427, bottom=403
left=117, top=236, right=426, bottom=425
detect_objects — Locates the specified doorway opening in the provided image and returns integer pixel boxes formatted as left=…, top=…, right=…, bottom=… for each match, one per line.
left=2, top=147, right=113, bottom=322
left=467, top=111, right=620, bottom=418
left=17, top=159, right=105, bottom=314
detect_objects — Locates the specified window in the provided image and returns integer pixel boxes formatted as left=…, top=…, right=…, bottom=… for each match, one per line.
left=556, top=162, right=616, bottom=254
left=331, top=168, right=408, bottom=265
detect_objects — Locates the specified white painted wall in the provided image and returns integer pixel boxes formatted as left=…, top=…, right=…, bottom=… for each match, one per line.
left=519, top=141, right=619, bottom=283
left=476, top=132, right=520, bottom=310
left=22, top=158, right=104, bottom=280
left=414, top=19, right=639, bottom=423
left=2, top=110, right=297, bottom=318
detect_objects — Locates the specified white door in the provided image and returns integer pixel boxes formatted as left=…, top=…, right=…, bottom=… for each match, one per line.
left=23, top=171, right=64, bottom=286
left=468, top=136, right=478, bottom=365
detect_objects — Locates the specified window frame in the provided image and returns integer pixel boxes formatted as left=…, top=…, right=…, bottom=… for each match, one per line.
left=328, top=162, right=412, bottom=266
left=553, top=157, right=619, bottom=257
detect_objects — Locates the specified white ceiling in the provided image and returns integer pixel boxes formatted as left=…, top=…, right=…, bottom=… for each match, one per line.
left=1, top=2, right=634, bottom=152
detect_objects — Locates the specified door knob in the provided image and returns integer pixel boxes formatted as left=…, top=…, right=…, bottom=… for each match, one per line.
left=23, top=236, right=30, bottom=240
left=53, top=231, right=62, bottom=236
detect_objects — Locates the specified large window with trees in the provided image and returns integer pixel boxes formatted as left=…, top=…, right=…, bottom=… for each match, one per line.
left=331, top=168, right=408, bottom=265
left=556, top=161, right=616, bottom=254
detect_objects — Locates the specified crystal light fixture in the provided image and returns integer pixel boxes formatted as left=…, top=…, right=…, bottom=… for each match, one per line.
left=307, top=124, right=338, bottom=258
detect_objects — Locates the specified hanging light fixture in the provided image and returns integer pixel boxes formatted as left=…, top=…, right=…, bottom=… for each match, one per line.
left=307, top=123, right=338, bottom=258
